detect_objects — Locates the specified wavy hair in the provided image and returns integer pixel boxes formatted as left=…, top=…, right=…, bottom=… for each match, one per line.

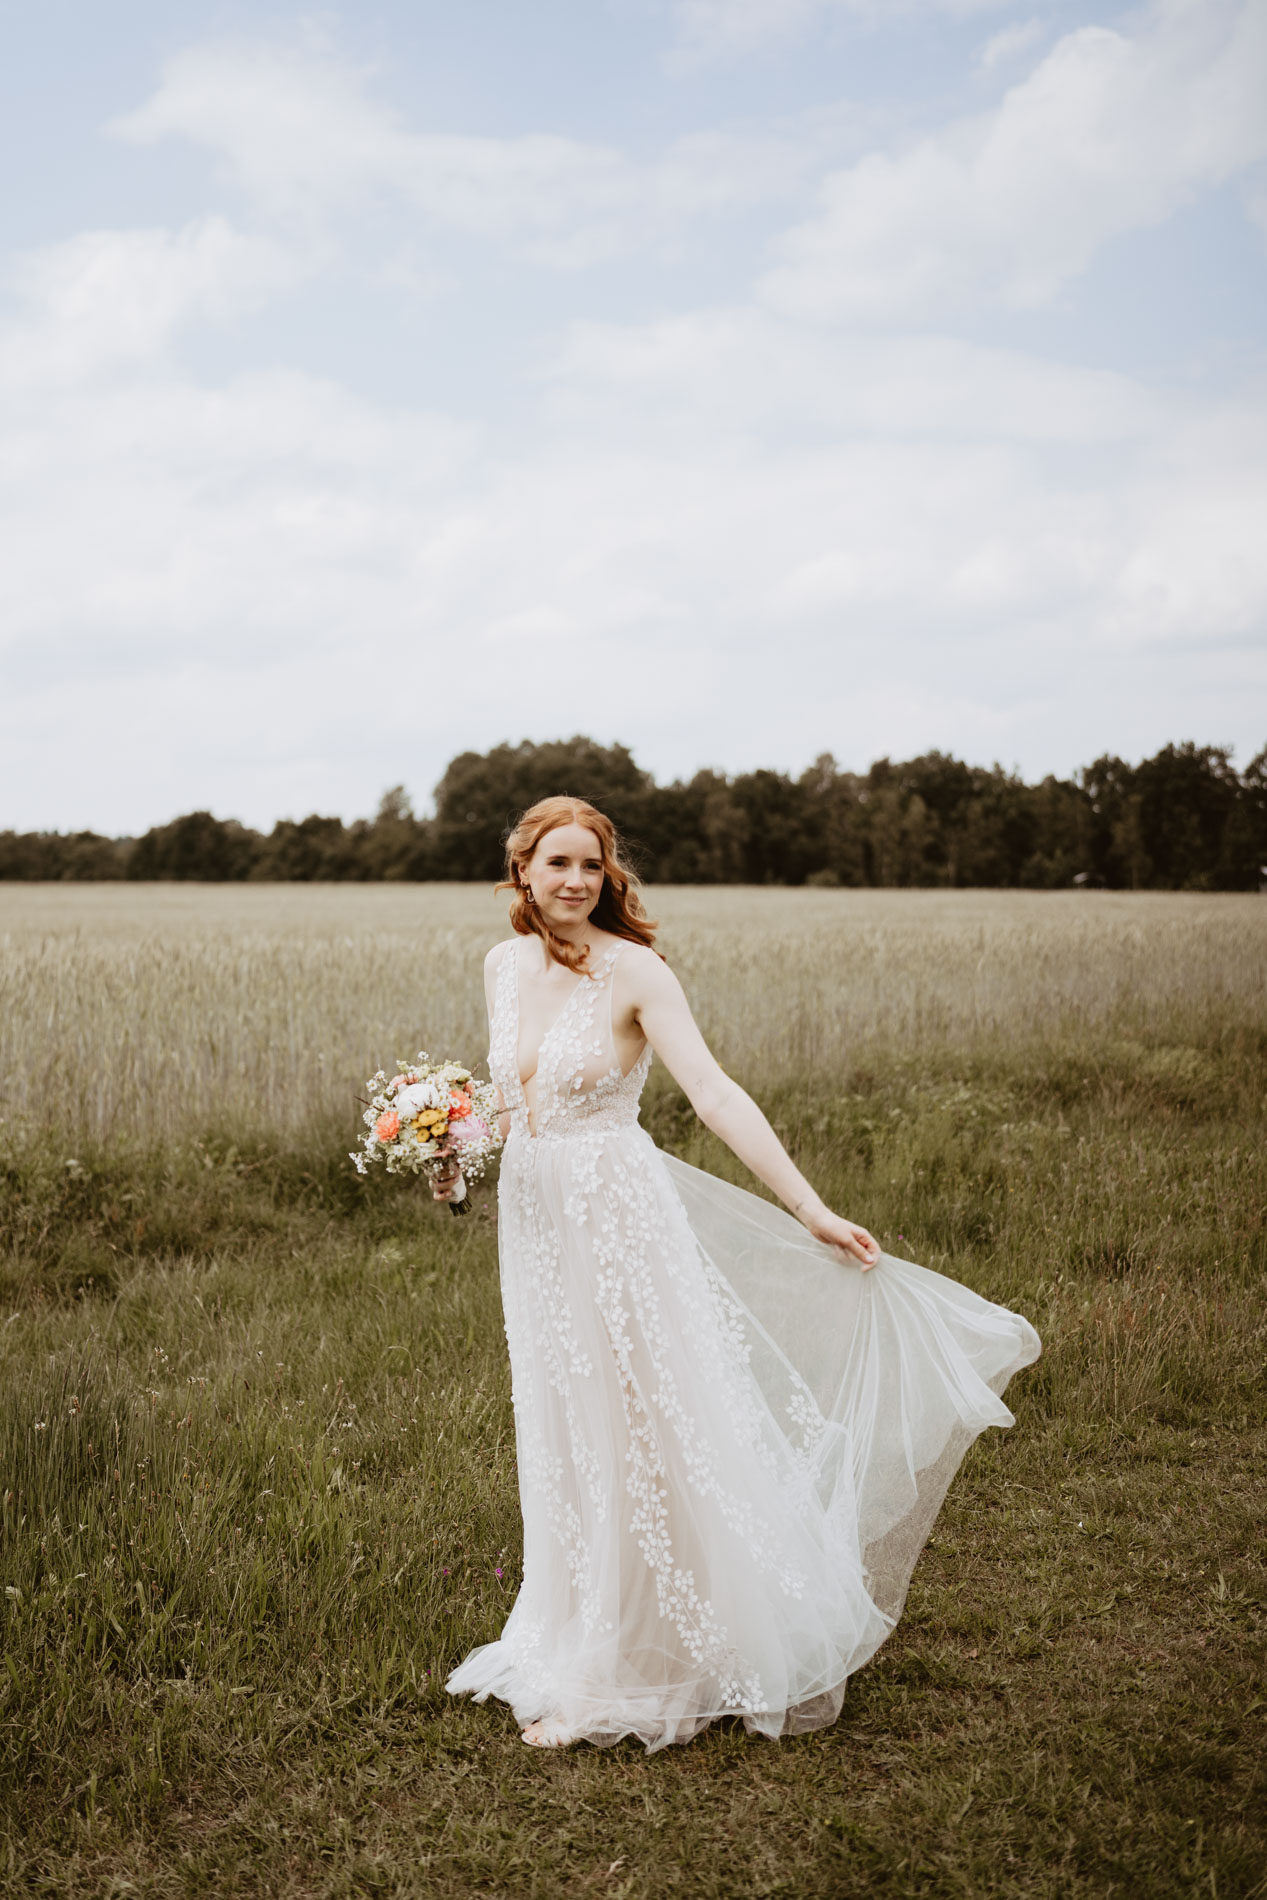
left=498, top=795, right=658, bottom=973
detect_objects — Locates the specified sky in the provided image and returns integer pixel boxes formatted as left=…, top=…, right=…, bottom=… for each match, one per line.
left=1, top=0, right=1265, bottom=833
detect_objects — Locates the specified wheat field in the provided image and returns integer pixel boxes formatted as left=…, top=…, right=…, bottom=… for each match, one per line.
left=2, top=884, right=1262, bottom=1145
left=1, top=884, right=1264, bottom=1899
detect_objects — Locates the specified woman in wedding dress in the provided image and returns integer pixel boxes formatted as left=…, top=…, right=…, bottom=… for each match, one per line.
left=441, top=796, right=1040, bottom=1752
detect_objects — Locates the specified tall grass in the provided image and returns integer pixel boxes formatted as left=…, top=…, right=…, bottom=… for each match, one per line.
left=2, top=886, right=1262, bottom=1143
left=1, top=886, right=1264, bottom=1897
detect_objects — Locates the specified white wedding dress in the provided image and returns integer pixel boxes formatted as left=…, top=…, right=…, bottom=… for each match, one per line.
left=446, top=939, right=1040, bottom=1752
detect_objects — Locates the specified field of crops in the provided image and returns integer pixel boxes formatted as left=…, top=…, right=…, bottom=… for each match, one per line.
left=1, top=885, right=1264, bottom=1899
left=3, top=884, right=1263, bottom=1142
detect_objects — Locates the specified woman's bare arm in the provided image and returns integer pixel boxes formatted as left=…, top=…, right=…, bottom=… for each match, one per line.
left=432, top=940, right=510, bottom=1202
left=484, top=942, right=512, bottom=1142
left=627, top=950, right=880, bottom=1270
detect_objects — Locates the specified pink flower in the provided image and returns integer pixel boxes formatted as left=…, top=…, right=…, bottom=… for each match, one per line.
left=450, top=1114, right=489, bottom=1145
left=375, top=1110, right=400, bottom=1141
left=448, top=1090, right=473, bottom=1119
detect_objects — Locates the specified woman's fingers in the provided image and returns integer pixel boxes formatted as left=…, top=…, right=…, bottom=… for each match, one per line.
left=841, top=1225, right=880, bottom=1269
left=838, top=1243, right=874, bottom=1270
left=811, top=1209, right=882, bottom=1270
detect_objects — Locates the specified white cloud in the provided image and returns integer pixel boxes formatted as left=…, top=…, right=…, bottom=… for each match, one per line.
left=109, top=40, right=828, bottom=267
left=975, top=18, right=1045, bottom=71
left=0, top=363, right=478, bottom=650
left=763, top=0, right=1267, bottom=322
left=544, top=307, right=1165, bottom=444
left=112, top=43, right=627, bottom=239
left=0, top=12, right=1262, bottom=833
left=671, top=0, right=1016, bottom=62
left=538, top=305, right=1267, bottom=652
left=2, top=286, right=1263, bottom=830
left=0, top=217, right=298, bottom=390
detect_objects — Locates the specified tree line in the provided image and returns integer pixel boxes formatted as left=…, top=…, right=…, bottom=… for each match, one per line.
left=3, top=738, right=1265, bottom=890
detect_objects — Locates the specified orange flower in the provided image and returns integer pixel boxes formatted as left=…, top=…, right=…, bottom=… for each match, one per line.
left=375, top=1110, right=400, bottom=1141
left=448, top=1091, right=473, bottom=1119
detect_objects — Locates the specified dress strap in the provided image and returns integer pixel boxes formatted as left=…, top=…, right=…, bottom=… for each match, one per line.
left=492, top=938, right=526, bottom=1118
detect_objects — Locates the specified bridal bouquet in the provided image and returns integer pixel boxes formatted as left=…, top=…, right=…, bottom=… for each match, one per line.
left=351, top=1054, right=502, bottom=1214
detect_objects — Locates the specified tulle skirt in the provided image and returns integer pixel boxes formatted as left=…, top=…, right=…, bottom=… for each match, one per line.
left=446, top=1126, right=1040, bottom=1751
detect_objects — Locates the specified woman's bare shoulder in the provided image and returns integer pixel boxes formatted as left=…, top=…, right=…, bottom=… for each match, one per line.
left=615, top=941, right=680, bottom=992
left=484, top=937, right=519, bottom=972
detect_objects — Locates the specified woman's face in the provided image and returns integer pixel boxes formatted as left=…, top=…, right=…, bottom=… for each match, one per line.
left=524, top=823, right=604, bottom=929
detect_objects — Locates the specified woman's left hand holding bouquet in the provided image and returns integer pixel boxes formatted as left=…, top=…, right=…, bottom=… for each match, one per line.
left=431, top=1156, right=467, bottom=1204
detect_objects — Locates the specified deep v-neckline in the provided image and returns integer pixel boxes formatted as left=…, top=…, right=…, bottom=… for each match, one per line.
left=513, top=939, right=616, bottom=1093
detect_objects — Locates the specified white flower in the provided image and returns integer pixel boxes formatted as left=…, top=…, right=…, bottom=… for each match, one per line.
left=351, top=1050, right=502, bottom=1184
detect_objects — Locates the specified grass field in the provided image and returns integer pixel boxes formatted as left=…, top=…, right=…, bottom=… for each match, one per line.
left=1, top=886, right=1265, bottom=1898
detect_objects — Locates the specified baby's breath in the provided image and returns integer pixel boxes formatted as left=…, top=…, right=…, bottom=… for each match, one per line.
left=350, top=1050, right=502, bottom=1192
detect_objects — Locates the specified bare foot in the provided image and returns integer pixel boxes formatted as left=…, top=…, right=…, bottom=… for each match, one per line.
left=521, top=1717, right=572, bottom=1748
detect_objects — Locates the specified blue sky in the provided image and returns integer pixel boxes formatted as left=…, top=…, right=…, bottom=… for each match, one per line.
left=1, top=0, right=1264, bottom=831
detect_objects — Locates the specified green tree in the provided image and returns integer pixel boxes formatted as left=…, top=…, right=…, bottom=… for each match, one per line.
left=0, top=830, right=127, bottom=879
left=428, top=738, right=654, bottom=881
left=6, top=735, right=1263, bottom=888
left=642, top=770, right=747, bottom=883
left=1081, top=754, right=1140, bottom=888
left=355, top=786, right=433, bottom=881
left=253, top=815, right=361, bottom=882
left=127, top=812, right=260, bottom=880
left=799, top=754, right=866, bottom=887
left=1132, top=743, right=1245, bottom=889
left=1018, top=776, right=1095, bottom=888
left=1240, top=746, right=1267, bottom=888
left=727, top=770, right=817, bottom=884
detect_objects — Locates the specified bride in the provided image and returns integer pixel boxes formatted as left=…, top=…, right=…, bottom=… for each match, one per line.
left=441, top=796, right=1040, bottom=1752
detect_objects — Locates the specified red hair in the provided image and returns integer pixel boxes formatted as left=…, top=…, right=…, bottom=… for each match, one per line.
left=499, top=795, right=658, bottom=973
